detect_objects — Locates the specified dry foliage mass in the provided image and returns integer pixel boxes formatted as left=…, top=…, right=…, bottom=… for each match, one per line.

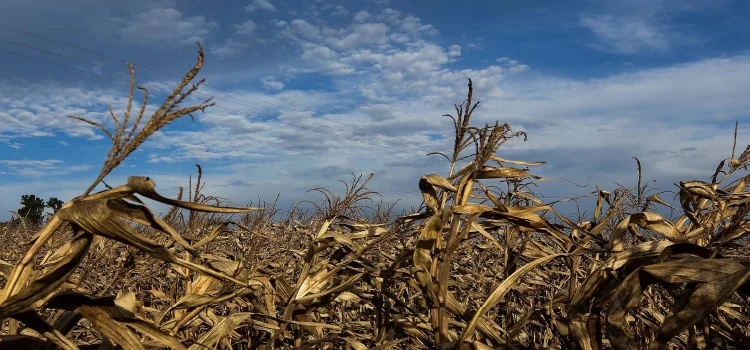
left=1, top=43, right=750, bottom=350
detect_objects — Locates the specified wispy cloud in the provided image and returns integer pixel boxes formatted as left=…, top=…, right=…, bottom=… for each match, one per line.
left=0, top=0, right=746, bottom=221
left=332, top=5, right=349, bottom=17
left=260, top=76, right=284, bottom=91
left=0, top=82, right=130, bottom=140
left=496, top=57, right=530, bottom=73
left=0, top=159, right=92, bottom=177
left=210, top=19, right=262, bottom=58
left=116, top=7, right=218, bottom=45
left=245, top=0, right=276, bottom=13
left=579, top=14, right=672, bottom=55
left=233, top=20, right=258, bottom=36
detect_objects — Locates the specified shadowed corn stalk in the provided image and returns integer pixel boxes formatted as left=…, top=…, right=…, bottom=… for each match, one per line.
left=1, top=47, right=749, bottom=350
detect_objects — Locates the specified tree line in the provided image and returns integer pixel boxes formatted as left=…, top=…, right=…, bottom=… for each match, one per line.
left=5, top=194, right=64, bottom=226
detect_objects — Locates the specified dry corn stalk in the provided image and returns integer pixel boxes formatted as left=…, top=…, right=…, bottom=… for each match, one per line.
left=0, top=51, right=749, bottom=350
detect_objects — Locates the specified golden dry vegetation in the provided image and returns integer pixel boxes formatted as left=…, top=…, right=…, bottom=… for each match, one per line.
left=1, top=44, right=749, bottom=350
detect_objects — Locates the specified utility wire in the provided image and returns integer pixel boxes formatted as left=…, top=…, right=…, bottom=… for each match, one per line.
left=0, top=36, right=434, bottom=155
left=0, top=23, right=439, bottom=153
left=0, top=46, right=430, bottom=196
left=0, top=31, right=587, bottom=202
left=0, top=46, right=432, bottom=157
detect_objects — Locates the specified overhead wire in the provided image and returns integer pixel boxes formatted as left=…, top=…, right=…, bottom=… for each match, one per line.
left=0, top=45, right=434, bottom=196
left=0, top=37, right=436, bottom=156
left=0, top=25, right=588, bottom=202
left=0, top=23, right=439, bottom=153
left=0, top=45, right=432, bottom=157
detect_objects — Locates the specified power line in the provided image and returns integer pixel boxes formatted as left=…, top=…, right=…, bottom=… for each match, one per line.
left=0, top=23, right=439, bottom=153
left=0, top=45, right=434, bottom=195
left=0, top=36, right=435, bottom=154
left=0, top=33, right=587, bottom=203
left=0, top=46, right=432, bottom=157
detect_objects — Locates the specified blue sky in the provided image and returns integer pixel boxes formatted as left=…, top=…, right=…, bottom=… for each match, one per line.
left=1, top=0, right=749, bottom=220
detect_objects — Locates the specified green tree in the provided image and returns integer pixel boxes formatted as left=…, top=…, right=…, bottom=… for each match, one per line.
left=46, top=197, right=64, bottom=214
left=18, top=194, right=45, bottom=226
left=44, top=197, right=65, bottom=223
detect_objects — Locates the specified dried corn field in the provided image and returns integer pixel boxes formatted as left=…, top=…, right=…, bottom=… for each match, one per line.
left=1, top=44, right=750, bottom=350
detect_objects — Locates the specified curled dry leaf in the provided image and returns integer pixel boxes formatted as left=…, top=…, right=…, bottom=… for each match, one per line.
left=2, top=55, right=748, bottom=350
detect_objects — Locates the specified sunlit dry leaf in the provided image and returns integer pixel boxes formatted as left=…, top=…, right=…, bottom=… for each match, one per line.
left=643, top=257, right=746, bottom=284
left=0, top=231, right=93, bottom=317
left=127, top=176, right=262, bottom=213
left=475, top=166, right=553, bottom=181
left=489, top=156, right=545, bottom=166
left=609, top=212, right=681, bottom=250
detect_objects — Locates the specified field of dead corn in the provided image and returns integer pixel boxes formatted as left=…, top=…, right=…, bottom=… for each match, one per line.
left=1, top=43, right=750, bottom=350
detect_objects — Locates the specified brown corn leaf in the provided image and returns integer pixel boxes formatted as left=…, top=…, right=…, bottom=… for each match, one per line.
left=457, top=253, right=565, bottom=344
left=646, top=194, right=680, bottom=211
left=422, top=174, right=458, bottom=192
left=42, top=291, right=186, bottom=350
left=44, top=292, right=144, bottom=350
left=475, top=166, right=553, bottom=180
left=9, top=311, right=79, bottom=350
left=679, top=180, right=718, bottom=202
left=605, top=268, right=651, bottom=350
left=445, top=291, right=504, bottom=343
left=0, top=231, right=93, bottom=317
left=412, top=210, right=450, bottom=306
left=651, top=268, right=750, bottom=349
left=127, top=176, right=262, bottom=213
left=643, top=257, right=747, bottom=284
left=296, top=272, right=365, bottom=303
left=0, top=335, right=47, bottom=349
left=56, top=199, right=250, bottom=287
left=489, top=156, right=545, bottom=166
left=609, top=212, right=681, bottom=251
left=569, top=241, right=675, bottom=350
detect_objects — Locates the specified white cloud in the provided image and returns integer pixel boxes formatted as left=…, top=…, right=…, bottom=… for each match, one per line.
left=3, top=3, right=748, bottom=224
left=495, top=55, right=750, bottom=126
left=375, top=8, right=401, bottom=23
left=448, top=45, right=461, bottom=58
left=283, top=19, right=392, bottom=54
left=579, top=14, right=671, bottom=54
left=209, top=19, right=262, bottom=59
left=245, top=0, right=276, bottom=12
left=332, top=5, right=349, bottom=17
left=497, top=57, right=518, bottom=65
left=496, top=57, right=529, bottom=73
left=329, top=23, right=390, bottom=51
left=361, top=42, right=450, bottom=75
left=466, top=37, right=485, bottom=50
left=299, top=44, right=355, bottom=75
left=210, top=38, right=249, bottom=58
left=0, top=81, right=157, bottom=140
left=117, top=7, right=217, bottom=45
left=277, top=8, right=458, bottom=82
left=0, top=159, right=92, bottom=177
left=353, top=10, right=371, bottom=23
left=261, top=76, right=285, bottom=91
left=397, top=15, right=439, bottom=36
left=162, top=51, right=750, bottom=214
left=232, top=19, right=258, bottom=36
